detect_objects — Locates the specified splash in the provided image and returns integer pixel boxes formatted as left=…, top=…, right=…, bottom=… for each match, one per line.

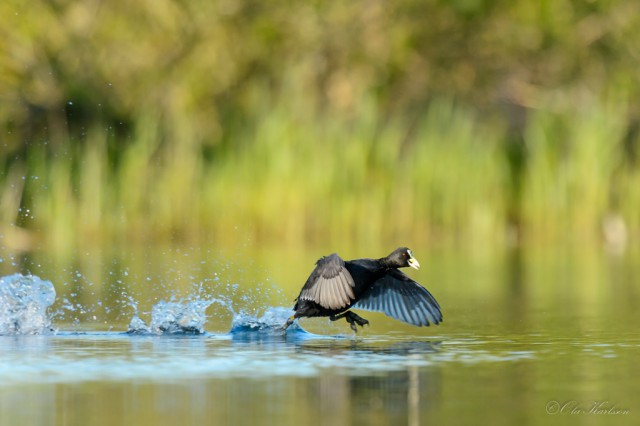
left=0, top=271, right=299, bottom=337
left=0, top=274, right=56, bottom=335
left=231, top=306, right=294, bottom=331
left=230, top=306, right=299, bottom=340
left=150, top=300, right=212, bottom=334
left=126, top=299, right=299, bottom=337
left=127, top=297, right=233, bottom=335
left=127, top=314, right=151, bottom=334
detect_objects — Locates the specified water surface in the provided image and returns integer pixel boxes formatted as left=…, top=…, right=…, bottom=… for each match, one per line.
left=0, top=245, right=637, bottom=426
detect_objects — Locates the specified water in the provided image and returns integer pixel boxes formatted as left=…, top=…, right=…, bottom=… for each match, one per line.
left=0, top=245, right=638, bottom=426
left=0, top=274, right=55, bottom=335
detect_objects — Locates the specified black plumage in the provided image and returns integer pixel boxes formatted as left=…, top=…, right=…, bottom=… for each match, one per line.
left=283, top=247, right=442, bottom=332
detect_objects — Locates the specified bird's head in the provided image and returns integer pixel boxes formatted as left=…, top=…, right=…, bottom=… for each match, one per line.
left=387, top=247, right=420, bottom=270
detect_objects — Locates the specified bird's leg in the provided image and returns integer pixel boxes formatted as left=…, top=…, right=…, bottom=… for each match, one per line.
left=330, top=311, right=369, bottom=332
left=282, top=315, right=295, bottom=330
left=329, top=312, right=347, bottom=322
left=330, top=311, right=358, bottom=332
left=347, top=311, right=369, bottom=328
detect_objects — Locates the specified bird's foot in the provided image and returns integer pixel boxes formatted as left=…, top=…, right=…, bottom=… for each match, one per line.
left=349, top=312, right=369, bottom=328
left=331, top=311, right=369, bottom=333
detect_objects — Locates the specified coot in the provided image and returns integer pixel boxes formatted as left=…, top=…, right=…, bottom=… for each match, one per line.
left=283, top=247, right=442, bottom=332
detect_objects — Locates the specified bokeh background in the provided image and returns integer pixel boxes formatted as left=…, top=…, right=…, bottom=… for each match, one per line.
left=2, top=4, right=640, bottom=426
left=2, top=0, right=640, bottom=254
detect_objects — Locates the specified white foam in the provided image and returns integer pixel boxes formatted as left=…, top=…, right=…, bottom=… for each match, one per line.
left=0, top=274, right=56, bottom=335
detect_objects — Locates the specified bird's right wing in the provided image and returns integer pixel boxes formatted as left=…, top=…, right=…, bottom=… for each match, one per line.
left=353, top=269, right=442, bottom=326
left=298, top=253, right=355, bottom=310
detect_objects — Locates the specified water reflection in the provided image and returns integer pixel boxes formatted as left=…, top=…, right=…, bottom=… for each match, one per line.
left=0, top=244, right=638, bottom=425
left=1, top=327, right=638, bottom=426
left=0, top=331, right=447, bottom=426
left=2, top=329, right=634, bottom=385
left=0, top=332, right=442, bottom=383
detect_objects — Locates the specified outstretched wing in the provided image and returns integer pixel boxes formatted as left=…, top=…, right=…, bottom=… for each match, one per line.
left=353, top=269, right=442, bottom=326
left=298, top=253, right=356, bottom=310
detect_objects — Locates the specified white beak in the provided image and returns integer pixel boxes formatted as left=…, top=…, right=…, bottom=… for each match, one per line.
left=408, top=257, right=420, bottom=270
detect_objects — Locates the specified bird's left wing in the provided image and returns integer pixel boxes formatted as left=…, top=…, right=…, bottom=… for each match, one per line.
left=298, top=253, right=356, bottom=310
left=353, top=269, right=442, bottom=326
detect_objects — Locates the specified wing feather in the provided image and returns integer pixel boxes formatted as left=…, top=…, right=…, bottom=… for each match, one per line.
left=298, top=253, right=355, bottom=310
left=327, top=277, right=339, bottom=309
left=336, top=274, right=348, bottom=305
left=353, top=269, right=442, bottom=326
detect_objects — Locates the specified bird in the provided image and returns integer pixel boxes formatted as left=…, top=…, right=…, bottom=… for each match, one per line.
left=283, top=247, right=442, bottom=332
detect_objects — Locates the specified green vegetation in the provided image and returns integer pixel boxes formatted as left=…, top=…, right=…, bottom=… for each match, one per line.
left=1, top=0, right=639, bottom=252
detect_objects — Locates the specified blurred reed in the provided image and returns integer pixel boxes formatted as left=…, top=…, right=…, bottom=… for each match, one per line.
left=2, top=95, right=637, bottom=253
left=1, top=0, right=639, bottom=252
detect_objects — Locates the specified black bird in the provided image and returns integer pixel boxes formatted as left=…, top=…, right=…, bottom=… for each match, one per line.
left=283, top=247, right=442, bottom=332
